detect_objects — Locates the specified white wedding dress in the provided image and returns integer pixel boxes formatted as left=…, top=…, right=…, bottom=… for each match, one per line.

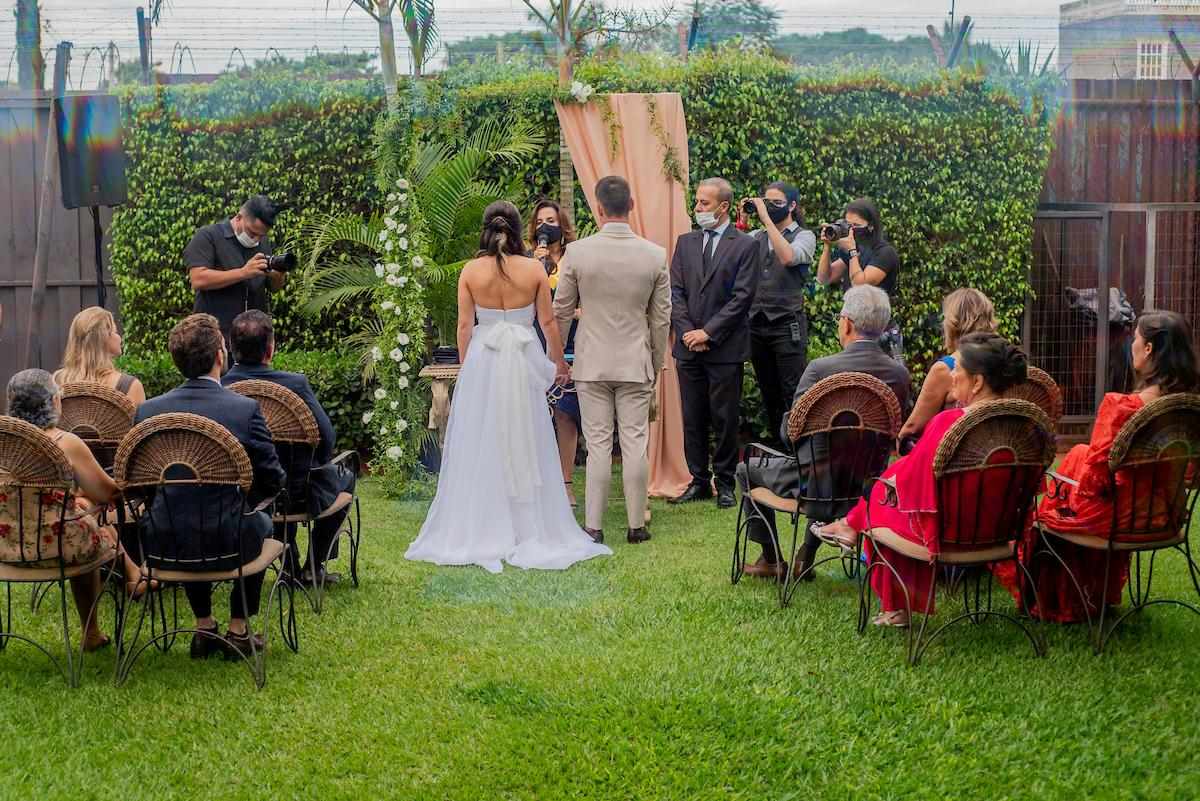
left=406, top=304, right=612, bottom=573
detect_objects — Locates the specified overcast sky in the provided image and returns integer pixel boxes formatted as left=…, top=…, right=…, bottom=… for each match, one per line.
left=1, top=0, right=1068, bottom=85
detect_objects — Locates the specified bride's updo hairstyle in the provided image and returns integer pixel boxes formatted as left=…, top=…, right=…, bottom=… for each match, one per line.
left=957, top=332, right=1028, bottom=395
left=478, top=201, right=525, bottom=281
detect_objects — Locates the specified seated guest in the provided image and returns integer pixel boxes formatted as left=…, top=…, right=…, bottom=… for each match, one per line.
left=997, top=310, right=1199, bottom=622
left=223, top=310, right=357, bottom=584
left=4, top=369, right=147, bottom=651
left=135, top=314, right=285, bottom=659
left=54, top=307, right=146, bottom=404
left=736, top=285, right=911, bottom=581
left=898, top=288, right=996, bottom=444
left=817, top=333, right=1028, bottom=627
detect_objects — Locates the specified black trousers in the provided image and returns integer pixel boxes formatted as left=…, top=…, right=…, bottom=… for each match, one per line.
left=749, top=315, right=807, bottom=446
left=735, top=456, right=817, bottom=564
left=677, top=359, right=743, bottom=490
left=183, top=573, right=265, bottom=620
left=278, top=463, right=358, bottom=574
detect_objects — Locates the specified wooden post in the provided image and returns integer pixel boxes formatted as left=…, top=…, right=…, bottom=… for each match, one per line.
left=24, top=42, right=71, bottom=371
left=137, top=7, right=151, bottom=85
left=16, top=0, right=45, bottom=90
left=677, top=21, right=689, bottom=60
left=926, top=25, right=946, bottom=67
left=1168, top=29, right=1200, bottom=104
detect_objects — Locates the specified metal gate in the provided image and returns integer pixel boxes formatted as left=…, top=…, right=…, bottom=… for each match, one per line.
left=1027, top=202, right=1200, bottom=437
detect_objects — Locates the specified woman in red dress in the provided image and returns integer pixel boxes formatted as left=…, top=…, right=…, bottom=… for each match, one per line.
left=998, top=310, right=1200, bottom=623
left=817, top=333, right=1030, bottom=627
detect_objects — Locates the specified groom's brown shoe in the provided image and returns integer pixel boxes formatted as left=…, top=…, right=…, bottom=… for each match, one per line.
left=584, top=527, right=604, bottom=544
left=627, top=527, right=651, bottom=544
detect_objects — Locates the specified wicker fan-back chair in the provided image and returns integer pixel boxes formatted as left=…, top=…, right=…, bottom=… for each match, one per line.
left=861, top=399, right=1055, bottom=665
left=1036, top=393, right=1200, bottom=653
left=1003, top=366, right=1063, bottom=427
left=226, top=380, right=361, bottom=611
left=112, top=412, right=293, bottom=689
left=58, top=383, right=137, bottom=471
left=0, top=416, right=119, bottom=686
left=735, top=373, right=902, bottom=605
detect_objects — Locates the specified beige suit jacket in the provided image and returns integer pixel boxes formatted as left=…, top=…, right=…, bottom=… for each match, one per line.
left=553, top=222, right=671, bottom=384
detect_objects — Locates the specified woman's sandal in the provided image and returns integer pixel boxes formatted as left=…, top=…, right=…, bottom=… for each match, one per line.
left=871, top=611, right=910, bottom=628
left=125, top=576, right=161, bottom=601
left=811, top=521, right=856, bottom=552
left=83, top=633, right=112, bottom=653
left=565, top=480, right=577, bottom=508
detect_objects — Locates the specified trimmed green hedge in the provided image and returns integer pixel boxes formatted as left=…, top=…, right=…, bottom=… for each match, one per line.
left=110, top=76, right=384, bottom=354
left=424, top=52, right=1051, bottom=376
left=115, top=349, right=373, bottom=454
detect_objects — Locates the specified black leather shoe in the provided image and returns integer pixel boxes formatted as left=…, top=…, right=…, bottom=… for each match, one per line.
left=716, top=486, right=736, bottom=508
left=224, top=629, right=265, bottom=661
left=626, top=527, right=651, bottom=544
left=189, top=624, right=223, bottom=660
left=670, top=483, right=713, bottom=504
left=584, top=527, right=604, bottom=544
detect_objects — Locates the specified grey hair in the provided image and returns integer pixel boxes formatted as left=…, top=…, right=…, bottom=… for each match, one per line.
left=841, top=285, right=891, bottom=338
left=698, top=177, right=733, bottom=205
left=7, top=369, right=60, bottom=430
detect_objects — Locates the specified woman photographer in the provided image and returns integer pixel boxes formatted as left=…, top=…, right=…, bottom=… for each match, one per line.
left=816, top=197, right=902, bottom=358
left=528, top=199, right=584, bottom=508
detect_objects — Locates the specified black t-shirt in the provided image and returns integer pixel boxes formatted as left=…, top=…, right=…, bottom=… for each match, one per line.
left=183, top=220, right=274, bottom=335
left=834, top=239, right=899, bottom=298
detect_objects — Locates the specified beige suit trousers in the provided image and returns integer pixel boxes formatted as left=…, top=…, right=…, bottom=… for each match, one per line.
left=576, top=380, right=653, bottom=531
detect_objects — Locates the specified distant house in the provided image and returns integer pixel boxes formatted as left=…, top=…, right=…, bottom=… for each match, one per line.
left=1059, top=0, right=1200, bottom=79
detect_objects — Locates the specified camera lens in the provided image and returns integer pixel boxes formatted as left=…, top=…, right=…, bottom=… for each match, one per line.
left=266, top=253, right=297, bottom=272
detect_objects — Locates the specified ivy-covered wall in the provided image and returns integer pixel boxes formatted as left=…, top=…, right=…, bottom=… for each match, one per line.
left=110, top=76, right=383, bottom=354
left=422, top=51, right=1054, bottom=373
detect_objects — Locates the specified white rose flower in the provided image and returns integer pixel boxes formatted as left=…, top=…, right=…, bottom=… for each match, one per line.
left=396, top=224, right=407, bottom=234
left=371, top=346, right=383, bottom=362
left=394, top=306, right=404, bottom=316
left=379, top=228, right=389, bottom=241
left=380, top=300, right=395, bottom=311
left=374, top=263, right=385, bottom=278
left=396, top=237, right=409, bottom=251
left=387, top=193, right=397, bottom=202
left=384, top=217, right=397, bottom=230
left=397, top=276, right=409, bottom=287
left=389, top=348, right=403, bottom=362
left=397, top=376, right=410, bottom=389
left=383, top=240, right=393, bottom=252
left=398, top=362, right=410, bottom=374
left=386, top=445, right=403, bottom=460
left=396, top=333, right=410, bottom=346
left=398, top=193, right=408, bottom=205
left=374, top=388, right=387, bottom=400
left=570, top=80, right=594, bottom=103
left=390, top=400, right=399, bottom=411
left=385, top=262, right=400, bottom=275
left=396, top=419, right=409, bottom=432
left=411, top=255, right=425, bottom=269
left=379, top=424, right=389, bottom=435
left=396, top=178, right=410, bottom=190
left=386, top=275, right=401, bottom=287
left=362, top=411, right=374, bottom=424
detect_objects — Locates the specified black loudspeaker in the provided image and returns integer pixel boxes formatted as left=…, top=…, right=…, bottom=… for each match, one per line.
left=55, top=94, right=128, bottom=210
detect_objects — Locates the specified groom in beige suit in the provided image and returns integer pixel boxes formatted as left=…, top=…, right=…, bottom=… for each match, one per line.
left=554, top=176, right=672, bottom=545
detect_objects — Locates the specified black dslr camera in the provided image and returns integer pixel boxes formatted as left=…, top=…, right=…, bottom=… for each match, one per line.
left=265, top=253, right=297, bottom=272
left=820, top=219, right=851, bottom=241
left=741, top=198, right=761, bottom=215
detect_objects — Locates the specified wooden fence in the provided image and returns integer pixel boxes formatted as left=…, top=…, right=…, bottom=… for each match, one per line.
left=0, top=92, right=115, bottom=389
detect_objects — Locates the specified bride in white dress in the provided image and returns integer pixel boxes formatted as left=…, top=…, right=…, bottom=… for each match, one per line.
left=406, top=201, right=612, bottom=573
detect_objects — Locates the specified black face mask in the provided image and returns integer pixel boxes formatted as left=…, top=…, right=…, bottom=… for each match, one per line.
left=536, top=223, right=563, bottom=245
left=767, top=202, right=792, bottom=225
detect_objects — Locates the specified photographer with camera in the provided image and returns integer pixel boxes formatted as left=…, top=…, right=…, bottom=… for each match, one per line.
left=816, top=197, right=903, bottom=358
left=737, top=182, right=816, bottom=445
left=184, top=195, right=291, bottom=343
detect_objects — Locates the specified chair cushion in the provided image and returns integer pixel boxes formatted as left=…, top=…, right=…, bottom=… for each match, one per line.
left=0, top=543, right=118, bottom=582
left=748, top=487, right=798, bottom=515
left=1038, top=524, right=1187, bottom=552
left=274, top=491, right=354, bottom=524
left=147, top=538, right=286, bottom=583
left=867, top=527, right=1014, bottom=565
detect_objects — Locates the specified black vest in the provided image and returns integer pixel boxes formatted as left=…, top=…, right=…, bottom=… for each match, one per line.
left=751, top=224, right=810, bottom=323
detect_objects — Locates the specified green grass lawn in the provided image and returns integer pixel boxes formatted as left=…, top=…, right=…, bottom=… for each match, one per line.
left=0, top=475, right=1198, bottom=800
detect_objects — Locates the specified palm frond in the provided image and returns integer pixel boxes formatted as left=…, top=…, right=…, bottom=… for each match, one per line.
left=304, top=262, right=379, bottom=316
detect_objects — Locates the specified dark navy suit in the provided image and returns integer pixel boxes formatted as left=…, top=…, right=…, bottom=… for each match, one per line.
left=223, top=362, right=357, bottom=573
left=135, top=377, right=285, bottom=619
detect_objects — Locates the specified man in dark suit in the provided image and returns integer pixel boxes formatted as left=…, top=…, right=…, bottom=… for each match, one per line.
left=669, top=177, right=761, bottom=508
left=135, top=313, right=285, bottom=659
left=223, top=310, right=357, bottom=584
left=736, top=285, right=911, bottom=581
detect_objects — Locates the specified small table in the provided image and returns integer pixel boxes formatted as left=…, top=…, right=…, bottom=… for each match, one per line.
left=419, top=364, right=461, bottom=448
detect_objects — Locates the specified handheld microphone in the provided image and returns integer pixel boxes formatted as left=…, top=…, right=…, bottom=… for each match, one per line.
left=537, top=234, right=550, bottom=249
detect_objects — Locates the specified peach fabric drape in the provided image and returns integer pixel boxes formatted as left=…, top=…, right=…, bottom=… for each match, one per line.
left=555, top=92, right=692, bottom=498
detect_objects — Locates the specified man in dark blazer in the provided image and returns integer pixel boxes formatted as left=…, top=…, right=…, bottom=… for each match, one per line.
left=135, top=313, right=285, bottom=659
left=736, top=285, right=911, bottom=581
left=223, top=310, right=357, bottom=584
left=670, top=177, right=761, bottom=508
